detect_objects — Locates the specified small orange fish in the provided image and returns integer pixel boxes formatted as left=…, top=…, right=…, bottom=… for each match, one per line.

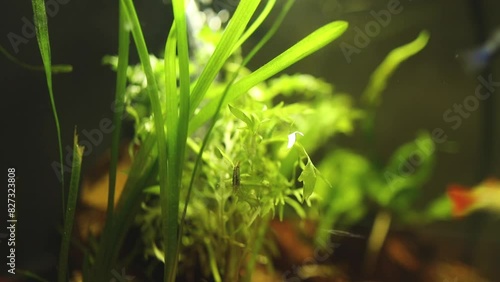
left=447, top=178, right=500, bottom=217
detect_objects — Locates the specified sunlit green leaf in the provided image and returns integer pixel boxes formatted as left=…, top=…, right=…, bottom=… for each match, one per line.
left=189, top=21, right=349, bottom=132
left=362, top=30, right=430, bottom=107
left=228, top=104, right=254, bottom=129
left=299, top=160, right=317, bottom=200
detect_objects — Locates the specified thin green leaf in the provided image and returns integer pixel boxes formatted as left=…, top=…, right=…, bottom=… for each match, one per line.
left=163, top=12, right=185, bottom=281
left=228, top=104, right=254, bottom=129
left=0, top=44, right=72, bottom=73
left=144, top=185, right=161, bottom=195
left=58, top=129, right=83, bottom=282
left=91, top=1, right=168, bottom=280
left=172, top=0, right=191, bottom=230
left=31, top=0, right=65, bottom=214
left=298, top=159, right=317, bottom=200
left=232, top=0, right=276, bottom=53
left=120, top=2, right=169, bottom=272
left=189, top=0, right=262, bottom=115
left=189, top=21, right=349, bottom=132
left=108, top=1, right=130, bottom=221
left=284, top=197, right=306, bottom=219
left=362, top=30, right=430, bottom=107
left=230, top=21, right=348, bottom=100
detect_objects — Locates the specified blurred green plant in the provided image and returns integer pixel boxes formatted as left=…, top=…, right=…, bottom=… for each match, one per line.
left=310, top=31, right=453, bottom=247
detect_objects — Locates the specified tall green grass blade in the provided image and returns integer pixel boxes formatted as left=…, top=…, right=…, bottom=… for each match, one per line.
left=163, top=0, right=191, bottom=279
left=120, top=0, right=167, bottom=200
left=164, top=21, right=181, bottom=282
left=164, top=29, right=179, bottom=273
left=189, top=0, right=262, bottom=115
left=107, top=1, right=131, bottom=222
left=31, top=0, right=66, bottom=214
left=232, top=0, right=276, bottom=53
left=91, top=0, right=168, bottom=280
left=362, top=30, right=430, bottom=107
left=0, top=44, right=72, bottom=73
left=360, top=31, right=429, bottom=158
left=120, top=4, right=169, bottom=281
left=58, top=129, right=83, bottom=282
left=189, top=21, right=349, bottom=132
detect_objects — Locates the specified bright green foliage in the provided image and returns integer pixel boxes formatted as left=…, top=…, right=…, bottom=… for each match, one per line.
left=102, top=15, right=356, bottom=278
left=126, top=55, right=358, bottom=279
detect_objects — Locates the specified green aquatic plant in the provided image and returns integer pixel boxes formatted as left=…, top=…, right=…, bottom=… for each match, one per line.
left=101, top=2, right=359, bottom=280
left=310, top=31, right=452, bottom=252
left=123, top=57, right=361, bottom=280
left=30, top=0, right=351, bottom=281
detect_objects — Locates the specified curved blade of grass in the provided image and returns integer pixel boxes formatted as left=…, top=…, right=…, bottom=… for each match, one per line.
left=120, top=1, right=169, bottom=276
left=231, top=0, right=276, bottom=54
left=189, top=21, right=349, bottom=132
left=360, top=31, right=429, bottom=159
left=189, top=0, right=262, bottom=116
left=90, top=1, right=168, bottom=280
left=58, top=129, right=83, bottom=282
left=0, top=44, right=72, bottom=73
left=107, top=1, right=130, bottom=222
left=172, top=0, right=190, bottom=175
left=163, top=0, right=191, bottom=279
left=31, top=0, right=65, bottom=214
left=362, top=30, right=430, bottom=107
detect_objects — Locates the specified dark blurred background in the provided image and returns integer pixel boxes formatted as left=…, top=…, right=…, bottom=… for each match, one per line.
left=1, top=0, right=499, bottom=280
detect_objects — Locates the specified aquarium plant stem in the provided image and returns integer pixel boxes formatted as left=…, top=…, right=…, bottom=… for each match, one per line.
left=120, top=2, right=171, bottom=282
left=162, top=0, right=192, bottom=280
left=107, top=1, right=130, bottom=221
left=363, top=210, right=392, bottom=278
left=58, top=130, right=83, bottom=282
